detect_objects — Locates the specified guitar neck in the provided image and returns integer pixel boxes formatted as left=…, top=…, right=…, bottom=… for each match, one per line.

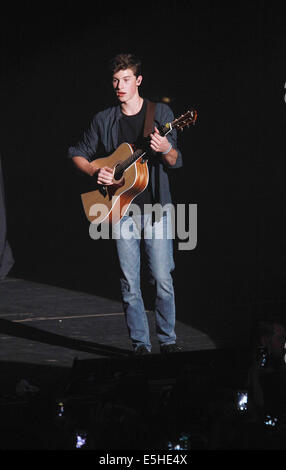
left=113, top=108, right=197, bottom=178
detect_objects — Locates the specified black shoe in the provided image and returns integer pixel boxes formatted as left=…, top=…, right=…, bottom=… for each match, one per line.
left=160, top=343, right=182, bottom=354
left=134, top=345, right=151, bottom=355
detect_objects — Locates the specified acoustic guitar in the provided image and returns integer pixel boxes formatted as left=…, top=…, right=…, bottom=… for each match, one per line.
left=81, top=108, right=197, bottom=225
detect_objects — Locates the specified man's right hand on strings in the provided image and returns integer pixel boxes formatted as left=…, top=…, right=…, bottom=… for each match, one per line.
left=97, top=166, right=114, bottom=185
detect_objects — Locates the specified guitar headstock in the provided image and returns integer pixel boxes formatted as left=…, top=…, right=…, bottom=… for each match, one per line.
left=161, top=108, right=198, bottom=135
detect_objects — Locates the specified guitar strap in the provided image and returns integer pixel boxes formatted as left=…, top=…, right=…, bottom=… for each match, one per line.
left=143, top=100, right=158, bottom=205
left=143, top=100, right=156, bottom=137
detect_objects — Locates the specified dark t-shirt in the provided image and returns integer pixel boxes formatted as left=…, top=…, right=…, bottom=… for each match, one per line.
left=117, top=99, right=152, bottom=209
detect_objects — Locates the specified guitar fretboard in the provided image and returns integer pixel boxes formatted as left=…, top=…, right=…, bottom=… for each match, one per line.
left=112, top=108, right=197, bottom=179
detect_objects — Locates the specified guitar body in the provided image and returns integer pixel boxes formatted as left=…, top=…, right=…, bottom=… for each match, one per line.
left=81, top=142, right=149, bottom=225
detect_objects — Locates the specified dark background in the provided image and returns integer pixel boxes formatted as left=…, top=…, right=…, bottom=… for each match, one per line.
left=1, top=1, right=285, bottom=348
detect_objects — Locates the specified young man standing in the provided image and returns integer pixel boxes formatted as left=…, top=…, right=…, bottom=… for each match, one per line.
left=68, top=53, right=183, bottom=355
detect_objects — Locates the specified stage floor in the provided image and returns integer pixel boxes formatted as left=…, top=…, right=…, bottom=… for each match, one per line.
left=0, top=275, right=218, bottom=394
left=0, top=275, right=218, bottom=359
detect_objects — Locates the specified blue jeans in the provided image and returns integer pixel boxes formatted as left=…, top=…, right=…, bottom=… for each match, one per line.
left=113, top=210, right=176, bottom=351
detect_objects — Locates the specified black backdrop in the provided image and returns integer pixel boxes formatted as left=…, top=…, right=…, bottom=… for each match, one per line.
left=1, top=1, right=285, bottom=348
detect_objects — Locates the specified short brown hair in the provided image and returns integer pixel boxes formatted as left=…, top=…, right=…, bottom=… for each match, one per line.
left=109, top=53, right=142, bottom=77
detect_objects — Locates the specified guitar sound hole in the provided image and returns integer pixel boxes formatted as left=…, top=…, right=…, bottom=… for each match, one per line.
left=114, top=163, right=124, bottom=181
